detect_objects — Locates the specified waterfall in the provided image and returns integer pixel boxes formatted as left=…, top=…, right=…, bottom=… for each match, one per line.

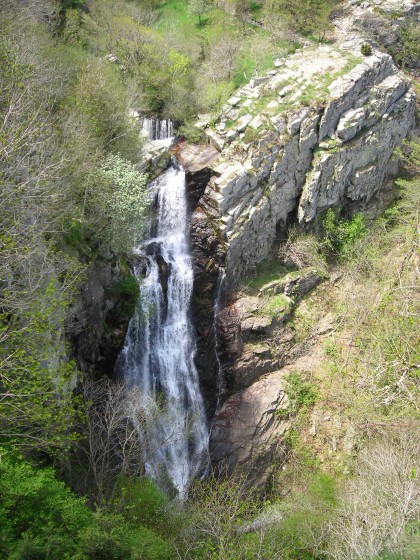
left=142, top=117, right=174, bottom=147
left=116, top=163, right=209, bottom=497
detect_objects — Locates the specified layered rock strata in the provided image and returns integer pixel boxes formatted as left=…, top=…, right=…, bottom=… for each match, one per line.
left=195, top=49, right=415, bottom=288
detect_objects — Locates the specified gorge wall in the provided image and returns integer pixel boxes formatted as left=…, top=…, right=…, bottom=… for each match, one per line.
left=72, top=1, right=417, bottom=487
left=182, top=40, right=416, bottom=483
left=197, top=49, right=415, bottom=289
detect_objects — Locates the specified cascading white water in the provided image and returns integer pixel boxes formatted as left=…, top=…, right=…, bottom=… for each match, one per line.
left=142, top=117, right=174, bottom=147
left=117, top=163, right=209, bottom=497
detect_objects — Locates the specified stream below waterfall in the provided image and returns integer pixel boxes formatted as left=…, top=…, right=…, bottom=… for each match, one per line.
left=116, top=162, right=209, bottom=497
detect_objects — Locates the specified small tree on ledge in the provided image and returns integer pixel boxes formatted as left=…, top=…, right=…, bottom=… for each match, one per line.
left=189, top=0, right=210, bottom=26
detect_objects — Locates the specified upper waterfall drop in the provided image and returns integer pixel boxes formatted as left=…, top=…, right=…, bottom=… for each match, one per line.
left=142, top=117, right=174, bottom=148
left=116, top=163, right=209, bottom=497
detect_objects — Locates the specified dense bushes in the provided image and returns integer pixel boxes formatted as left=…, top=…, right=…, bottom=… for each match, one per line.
left=0, top=450, right=175, bottom=560
left=321, top=209, right=367, bottom=257
left=0, top=2, right=149, bottom=458
left=263, top=0, right=335, bottom=41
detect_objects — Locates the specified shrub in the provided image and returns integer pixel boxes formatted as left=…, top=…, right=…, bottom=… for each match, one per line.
left=76, top=512, right=175, bottom=560
left=177, top=121, right=205, bottom=144
left=0, top=450, right=176, bottom=560
left=113, top=476, right=167, bottom=528
left=70, top=60, right=140, bottom=159
left=278, top=371, right=319, bottom=419
left=361, top=42, right=372, bottom=56
left=243, top=126, right=260, bottom=144
left=0, top=450, right=91, bottom=559
left=108, top=273, right=140, bottom=317
left=280, top=227, right=328, bottom=276
left=390, top=18, right=420, bottom=68
left=322, top=209, right=367, bottom=258
left=102, top=154, right=149, bottom=253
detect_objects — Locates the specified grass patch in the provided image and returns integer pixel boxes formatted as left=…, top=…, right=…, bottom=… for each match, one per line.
left=260, top=293, right=292, bottom=318
left=277, top=371, right=319, bottom=419
left=242, top=257, right=292, bottom=291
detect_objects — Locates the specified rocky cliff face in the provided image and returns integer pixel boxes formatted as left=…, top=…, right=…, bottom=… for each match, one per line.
left=198, top=49, right=415, bottom=288
left=177, top=143, right=225, bottom=415
left=186, top=37, right=416, bottom=482
left=71, top=258, right=137, bottom=380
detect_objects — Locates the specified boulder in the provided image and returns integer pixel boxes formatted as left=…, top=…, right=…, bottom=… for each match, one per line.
left=337, top=107, right=366, bottom=141
left=236, top=114, right=253, bottom=132
left=228, top=96, right=242, bottom=106
left=177, top=142, right=220, bottom=173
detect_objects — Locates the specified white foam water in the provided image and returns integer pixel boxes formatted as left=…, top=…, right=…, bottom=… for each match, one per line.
left=117, top=164, right=209, bottom=497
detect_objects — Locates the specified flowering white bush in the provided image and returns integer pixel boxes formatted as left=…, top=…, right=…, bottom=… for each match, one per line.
left=102, top=154, right=149, bottom=252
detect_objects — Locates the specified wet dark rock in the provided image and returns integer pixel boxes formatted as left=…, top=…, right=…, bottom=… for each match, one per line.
left=71, top=259, right=133, bottom=379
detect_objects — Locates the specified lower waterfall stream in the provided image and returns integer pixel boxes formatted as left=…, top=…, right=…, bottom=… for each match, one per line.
left=116, top=163, right=209, bottom=497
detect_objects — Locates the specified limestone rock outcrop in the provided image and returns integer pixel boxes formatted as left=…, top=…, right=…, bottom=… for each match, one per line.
left=193, top=48, right=415, bottom=288
left=185, top=21, right=416, bottom=482
left=186, top=44, right=415, bottom=484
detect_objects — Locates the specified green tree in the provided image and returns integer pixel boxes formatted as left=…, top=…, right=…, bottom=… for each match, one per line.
left=0, top=35, right=85, bottom=456
left=0, top=450, right=176, bottom=559
left=189, top=0, right=211, bottom=26
left=263, top=0, right=333, bottom=40
left=102, top=154, right=149, bottom=253
left=394, top=19, right=420, bottom=68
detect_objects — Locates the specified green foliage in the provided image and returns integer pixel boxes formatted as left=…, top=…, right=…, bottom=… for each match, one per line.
left=0, top=451, right=175, bottom=560
left=322, top=209, right=367, bottom=258
left=263, top=0, right=334, bottom=40
left=102, top=154, right=149, bottom=253
left=243, top=126, right=260, bottom=144
left=361, top=42, right=373, bottom=56
left=391, top=18, right=420, bottom=68
left=188, top=0, right=211, bottom=26
left=261, top=293, right=292, bottom=318
left=278, top=371, right=319, bottom=419
left=242, top=258, right=289, bottom=291
left=113, top=476, right=168, bottom=528
left=62, top=8, right=83, bottom=44
left=0, top=271, right=85, bottom=454
left=69, top=59, right=140, bottom=159
left=109, top=273, right=140, bottom=318
left=178, top=121, right=205, bottom=143
left=0, top=3, right=149, bottom=460
left=320, top=140, right=420, bottom=422
left=76, top=513, right=175, bottom=560
left=0, top=450, right=91, bottom=559
left=182, top=474, right=260, bottom=560
left=60, top=0, right=85, bottom=8
left=309, top=472, right=336, bottom=504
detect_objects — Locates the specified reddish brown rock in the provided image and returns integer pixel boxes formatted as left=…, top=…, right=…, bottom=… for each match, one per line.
left=210, top=369, right=290, bottom=486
